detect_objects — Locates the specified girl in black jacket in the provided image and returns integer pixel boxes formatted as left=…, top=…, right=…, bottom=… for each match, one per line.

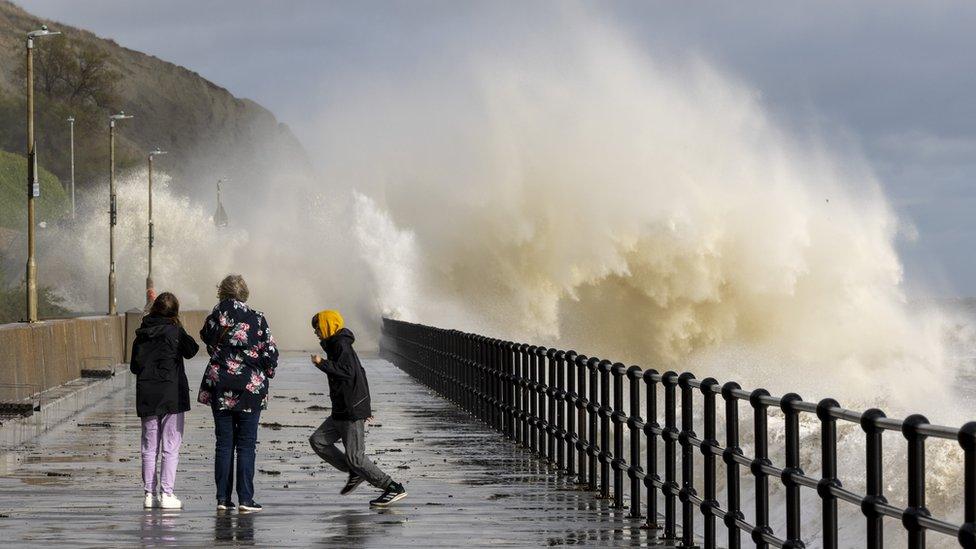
left=130, top=292, right=199, bottom=510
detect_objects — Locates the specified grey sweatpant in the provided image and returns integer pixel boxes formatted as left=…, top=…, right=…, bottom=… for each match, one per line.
left=309, top=417, right=392, bottom=489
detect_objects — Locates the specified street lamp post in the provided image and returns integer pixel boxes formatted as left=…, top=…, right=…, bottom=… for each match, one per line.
left=108, top=111, right=133, bottom=315
left=146, top=147, right=167, bottom=306
left=67, top=116, right=75, bottom=219
left=25, top=25, right=61, bottom=323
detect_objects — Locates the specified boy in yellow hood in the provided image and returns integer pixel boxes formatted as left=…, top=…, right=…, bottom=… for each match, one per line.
left=308, top=310, right=407, bottom=507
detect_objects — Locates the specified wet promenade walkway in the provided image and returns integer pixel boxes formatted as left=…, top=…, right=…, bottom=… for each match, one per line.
left=0, top=353, right=678, bottom=547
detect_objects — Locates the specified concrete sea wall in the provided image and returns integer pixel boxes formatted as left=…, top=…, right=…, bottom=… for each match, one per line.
left=0, top=315, right=124, bottom=402
left=0, top=310, right=210, bottom=447
left=0, top=309, right=211, bottom=403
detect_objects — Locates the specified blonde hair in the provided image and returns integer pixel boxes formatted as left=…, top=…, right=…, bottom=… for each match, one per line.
left=217, top=274, right=249, bottom=302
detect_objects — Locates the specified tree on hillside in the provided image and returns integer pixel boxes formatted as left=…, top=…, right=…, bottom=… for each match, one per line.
left=24, top=36, right=121, bottom=109
left=0, top=35, right=136, bottom=195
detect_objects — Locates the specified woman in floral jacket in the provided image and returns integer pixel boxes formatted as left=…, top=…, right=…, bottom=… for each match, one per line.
left=198, top=274, right=278, bottom=513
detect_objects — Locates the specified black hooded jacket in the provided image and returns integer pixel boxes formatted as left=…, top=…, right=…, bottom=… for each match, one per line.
left=315, top=328, right=371, bottom=420
left=130, top=315, right=200, bottom=417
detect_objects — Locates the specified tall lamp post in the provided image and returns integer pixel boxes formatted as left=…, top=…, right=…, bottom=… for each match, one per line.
left=146, top=147, right=167, bottom=306
left=67, top=116, right=75, bottom=219
left=108, top=111, right=133, bottom=315
left=25, top=25, right=61, bottom=323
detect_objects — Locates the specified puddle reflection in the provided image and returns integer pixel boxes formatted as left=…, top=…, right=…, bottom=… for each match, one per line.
left=214, top=510, right=255, bottom=544
left=318, top=508, right=405, bottom=545
left=140, top=510, right=183, bottom=544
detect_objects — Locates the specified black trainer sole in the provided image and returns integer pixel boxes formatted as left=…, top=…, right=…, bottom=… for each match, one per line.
left=370, top=491, right=408, bottom=507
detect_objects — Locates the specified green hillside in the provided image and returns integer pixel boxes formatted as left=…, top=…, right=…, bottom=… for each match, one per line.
left=0, top=149, right=68, bottom=230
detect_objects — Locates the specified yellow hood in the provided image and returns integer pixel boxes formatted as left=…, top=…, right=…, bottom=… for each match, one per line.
left=316, top=310, right=344, bottom=339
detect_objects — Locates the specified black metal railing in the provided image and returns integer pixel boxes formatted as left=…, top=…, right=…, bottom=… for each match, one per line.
left=380, top=318, right=976, bottom=549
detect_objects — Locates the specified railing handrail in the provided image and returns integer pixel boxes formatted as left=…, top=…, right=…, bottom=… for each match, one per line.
left=380, top=317, right=976, bottom=549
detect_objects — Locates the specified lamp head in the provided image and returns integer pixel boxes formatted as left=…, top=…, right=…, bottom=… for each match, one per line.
left=28, top=26, right=61, bottom=39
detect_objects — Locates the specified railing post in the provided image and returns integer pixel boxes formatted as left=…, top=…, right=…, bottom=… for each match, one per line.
left=468, top=333, right=475, bottom=413
left=662, top=371, right=679, bottom=541
left=750, top=388, right=772, bottom=549
left=441, top=330, right=448, bottom=402
left=498, top=341, right=512, bottom=438
left=817, top=398, right=840, bottom=549
left=643, top=369, right=661, bottom=530
left=565, top=350, right=579, bottom=479
left=611, top=362, right=627, bottom=509
left=470, top=334, right=477, bottom=414
left=537, top=346, right=549, bottom=462
left=861, top=408, right=887, bottom=549
left=463, top=333, right=470, bottom=413
left=462, top=333, right=470, bottom=411
left=469, top=334, right=477, bottom=416
left=488, top=338, right=495, bottom=426
left=548, top=349, right=559, bottom=466
left=700, top=378, right=719, bottom=549
left=576, top=354, right=589, bottom=486
left=587, top=357, right=600, bottom=491
left=722, top=382, right=742, bottom=549
left=903, top=414, right=930, bottom=549
left=599, top=359, right=613, bottom=500
left=435, top=329, right=443, bottom=398
left=463, top=332, right=471, bottom=411
left=528, top=346, right=539, bottom=454
left=780, top=393, right=805, bottom=548
left=520, top=344, right=531, bottom=448
left=555, top=350, right=567, bottom=472
left=959, top=422, right=976, bottom=549
left=510, top=342, right=519, bottom=440
left=499, top=342, right=507, bottom=437
left=446, top=330, right=454, bottom=403
left=482, top=336, right=490, bottom=423
left=678, top=372, right=698, bottom=548
left=627, top=365, right=644, bottom=519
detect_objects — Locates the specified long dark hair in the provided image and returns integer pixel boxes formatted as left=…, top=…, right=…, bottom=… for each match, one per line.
left=149, top=292, right=181, bottom=326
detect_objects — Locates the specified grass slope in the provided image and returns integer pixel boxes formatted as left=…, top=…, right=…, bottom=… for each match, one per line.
left=0, top=149, right=68, bottom=231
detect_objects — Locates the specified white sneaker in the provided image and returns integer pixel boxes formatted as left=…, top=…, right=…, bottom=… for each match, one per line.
left=159, top=493, right=183, bottom=509
left=143, top=492, right=159, bottom=509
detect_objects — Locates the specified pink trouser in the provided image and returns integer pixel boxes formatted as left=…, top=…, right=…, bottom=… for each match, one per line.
left=141, top=413, right=184, bottom=495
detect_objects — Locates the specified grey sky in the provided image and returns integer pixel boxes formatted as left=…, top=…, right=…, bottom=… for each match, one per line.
left=18, top=0, right=976, bottom=296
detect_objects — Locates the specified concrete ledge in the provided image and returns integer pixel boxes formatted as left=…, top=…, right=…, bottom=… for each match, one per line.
left=0, top=315, right=124, bottom=401
left=0, top=363, right=131, bottom=449
left=0, top=309, right=208, bottom=449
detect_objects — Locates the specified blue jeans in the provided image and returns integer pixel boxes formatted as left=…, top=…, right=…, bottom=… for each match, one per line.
left=213, top=408, right=261, bottom=504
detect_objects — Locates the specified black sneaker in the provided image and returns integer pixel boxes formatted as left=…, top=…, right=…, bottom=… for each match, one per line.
left=341, top=473, right=364, bottom=495
left=369, top=482, right=407, bottom=507
left=239, top=501, right=263, bottom=513
left=216, top=500, right=236, bottom=511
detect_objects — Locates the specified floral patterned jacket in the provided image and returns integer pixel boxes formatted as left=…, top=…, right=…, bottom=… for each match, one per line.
left=197, top=299, right=279, bottom=412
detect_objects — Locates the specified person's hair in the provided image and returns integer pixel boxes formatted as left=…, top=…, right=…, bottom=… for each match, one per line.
left=217, top=274, right=249, bottom=302
left=311, top=314, right=319, bottom=330
left=149, top=292, right=181, bottom=326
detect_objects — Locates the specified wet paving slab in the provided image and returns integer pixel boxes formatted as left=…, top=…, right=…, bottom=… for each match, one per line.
left=0, top=353, right=681, bottom=547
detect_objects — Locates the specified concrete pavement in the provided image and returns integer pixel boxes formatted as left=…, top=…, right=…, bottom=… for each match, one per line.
left=0, top=353, right=680, bottom=547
